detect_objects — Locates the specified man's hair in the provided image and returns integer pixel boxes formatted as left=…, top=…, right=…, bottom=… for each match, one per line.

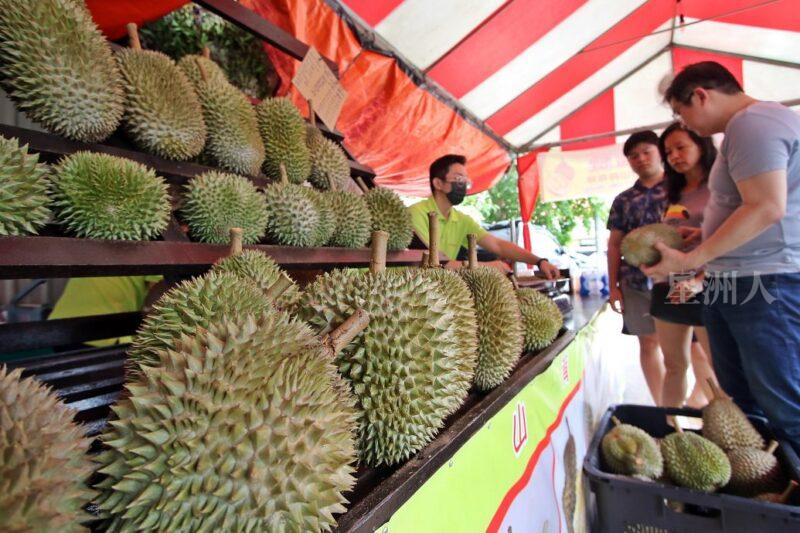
left=429, top=154, right=466, bottom=193
left=664, top=61, right=743, bottom=105
left=623, top=130, right=659, bottom=157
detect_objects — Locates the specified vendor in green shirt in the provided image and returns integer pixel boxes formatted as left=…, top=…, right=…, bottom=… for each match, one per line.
left=408, top=154, right=560, bottom=279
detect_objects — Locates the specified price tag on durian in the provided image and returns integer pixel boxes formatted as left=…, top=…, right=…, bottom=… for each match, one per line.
left=292, top=47, right=347, bottom=131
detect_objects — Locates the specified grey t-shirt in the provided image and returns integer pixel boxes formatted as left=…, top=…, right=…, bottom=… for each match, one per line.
left=702, top=102, right=800, bottom=275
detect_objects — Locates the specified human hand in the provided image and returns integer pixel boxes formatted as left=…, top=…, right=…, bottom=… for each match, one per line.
left=539, top=260, right=560, bottom=280
left=640, top=242, right=693, bottom=279
left=677, top=226, right=702, bottom=246
left=609, top=286, right=624, bottom=313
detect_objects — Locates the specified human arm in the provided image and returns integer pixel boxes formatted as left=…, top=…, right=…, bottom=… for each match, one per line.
left=607, top=229, right=624, bottom=313
left=477, top=233, right=560, bottom=279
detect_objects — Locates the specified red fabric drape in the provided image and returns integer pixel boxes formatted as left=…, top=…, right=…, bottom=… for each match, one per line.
left=85, top=0, right=188, bottom=39
left=516, top=149, right=546, bottom=252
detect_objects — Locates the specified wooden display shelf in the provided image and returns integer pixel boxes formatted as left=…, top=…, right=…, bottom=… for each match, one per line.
left=0, top=236, right=433, bottom=278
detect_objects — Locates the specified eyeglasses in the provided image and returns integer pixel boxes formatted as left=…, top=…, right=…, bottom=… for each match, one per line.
left=445, top=173, right=472, bottom=187
left=671, top=93, right=695, bottom=123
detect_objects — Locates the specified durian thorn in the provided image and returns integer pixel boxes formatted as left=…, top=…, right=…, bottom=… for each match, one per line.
left=265, top=272, right=293, bottom=301
left=228, top=227, right=243, bottom=256
left=767, top=441, right=779, bottom=455
left=279, top=162, right=289, bottom=185
left=706, top=378, right=728, bottom=400
left=126, top=23, right=142, bottom=50
left=611, top=416, right=623, bottom=427
left=670, top=416, right=684, bottom=433
left=202, top=46, right=211, bottom=59
left=354, top=176, right=369, bottom=194
left=467, top=234, right=478, bottom=269
left=369, top=231, right=389, bottom=275
left=196, top=57, right=209, bottom=83
left=428, top=211, right=440, bottom=268
left=309, top=99, right=317, bottom=127
left=322, top=308, right=370, bottom=356
left=419, top=251, right=430, bottom=268
left=781, top=480, right=799, bottom=502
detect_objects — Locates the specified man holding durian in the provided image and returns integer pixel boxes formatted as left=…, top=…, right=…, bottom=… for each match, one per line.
left=408, top=154, right=560, bottom=279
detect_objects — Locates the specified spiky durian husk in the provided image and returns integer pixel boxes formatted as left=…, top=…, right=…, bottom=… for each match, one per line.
left=601, top=423, right=663, bottom=479
left=459, top=266, right=523, bottom=390
left=50, top=151, right=170, bottom=240
left=517, top=288, right=563, bottom=352
left=179, top=56, right=264, bottom=176
left=255, top=98, right=311, bottom=184
left=128, top=271, right=272, bottom=373
left=298, top=268, right=463, bottom=466
left=262, top=182, right=320, bottom=247
left=95, top=312, right=358, bottom=532
left=305, top=188, right=335, bottom=246
left=0, top=135, right=50, bottom=236
left=181, top=171, right=268, bottom=245
left=661, top=431, right=731, bottom=492
left=212, top=249, right=302, bottom=312
left=364, top=187, right=413, bottom=251
left=0, top=0, right=123, bottom=142
left=307, top=127, right=350, bottom=191
left=116, top=48, right=206, bottom=161
left=327, top=191, right=372, bottom=248
left=0, top=366, right=92, bottom=532
left=177, top=55, right=229, bottom=87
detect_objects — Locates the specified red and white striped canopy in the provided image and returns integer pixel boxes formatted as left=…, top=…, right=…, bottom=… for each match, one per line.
left=338, top=0, right=800, bottom=152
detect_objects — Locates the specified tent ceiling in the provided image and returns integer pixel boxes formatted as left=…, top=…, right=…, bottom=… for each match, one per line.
left=337, top=0, right=800, bottom=151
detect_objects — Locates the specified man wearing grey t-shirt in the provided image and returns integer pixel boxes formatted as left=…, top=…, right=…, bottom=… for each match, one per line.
left=643, top=62, right=800, bottom=453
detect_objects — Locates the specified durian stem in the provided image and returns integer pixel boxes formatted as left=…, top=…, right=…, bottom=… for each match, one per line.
left=467, top=234, right=478, bottom=269
left=670, top=416, right=684, bottom=433
left=309, top=99, right=316, bottom=127
left=322, top=308, right=370, bottom=356
left=611, top=416, right=622, bottom=427
left=707, top=378, right=728, bottom=400
left=202, top=47, right=211, bottom=59
left=229, top=227, right=243, bottom=256
left=510, top=275, right=520, bottom=290
left=420, top=251, right=430, bottom=268
left=355, top=176, right=369, bottom=194
left=279, top=162, right=289, bottom=185
left=196, top=57, right=209, bottom=83
left=370, top=230, right=389, bottom=275
left=780, top=480, right=799, bottom=503
left=126, top=23, right=141, bottom=50
left=767, top=441, right=779, bottom=455
left=428, top=211, right=440, bottom=268
left=265, top=273, right=294, bottom=301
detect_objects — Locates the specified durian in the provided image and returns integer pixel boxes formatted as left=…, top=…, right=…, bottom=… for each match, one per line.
left=703, top=380, right=765, bottom=451
left=0, top=365, right=93, bottom=531
left=727, top=441, right=786, bottom=496
left=661, top=423, right=731, bottom=492
left=601, top=417, right=663, bottom=479
left=177, top=54, right=229, bottom=87
left=459, top=264, right=523, bottom=390
left=298, top=237, right=467, bottom=466
left=127, top=271, right=273, bottom=373
left=307, top=126, right=350, bottom=191
left=0, top=135, right=50, bottom=235
left=180, top=55, right=265, bottom=176
left=50, top=151, right=170, bottom=240
left=306, top=188, right=335, bottom=246
left=262, top=176, right=320, bottom=247
left=363, top=186, right=413, bottom=250
left=0, top=0, right=124, bottom=142
left=95, top=311, right=360, bottom=532
left=256, top=98, right=312, bottom=184
left=181, top=171, right=268, bottom=245
left=327, top=190, right=372, bottom=248
left=212, top=248, right=301, bottom=312
left=754, top=480, right=798, bottom=504
left=115, top=26, right=206, bottom=161
left=621, top=223, right=683, bottom=267
left=517, top=288, right=563, bottom=351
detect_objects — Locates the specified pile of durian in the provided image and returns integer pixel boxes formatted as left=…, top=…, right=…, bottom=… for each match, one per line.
left=601, top=381, right=798, bottom=505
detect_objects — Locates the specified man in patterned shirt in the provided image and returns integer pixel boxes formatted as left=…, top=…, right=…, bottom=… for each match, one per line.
left=607, top=130, right=668, bottom=404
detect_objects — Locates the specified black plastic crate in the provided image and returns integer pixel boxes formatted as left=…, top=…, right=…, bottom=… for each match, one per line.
left=584, top=404, right=800, bottom=532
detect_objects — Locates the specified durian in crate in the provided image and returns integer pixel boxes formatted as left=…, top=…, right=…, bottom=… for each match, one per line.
left=600, top=416, right=663, bottom=480
left=703, top=379, right=766, bottom=451
left=661, top=419, right=731, bottom=492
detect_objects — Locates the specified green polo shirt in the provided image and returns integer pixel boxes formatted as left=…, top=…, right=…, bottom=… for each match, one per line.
left=408, top=197, right=488, bottom=260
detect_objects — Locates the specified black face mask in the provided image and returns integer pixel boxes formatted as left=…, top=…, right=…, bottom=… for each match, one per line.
left=446, top=181, right=468, bottom=205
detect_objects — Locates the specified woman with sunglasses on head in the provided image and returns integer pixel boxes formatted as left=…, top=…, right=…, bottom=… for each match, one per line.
left=650, top=122, right=720, bottom=408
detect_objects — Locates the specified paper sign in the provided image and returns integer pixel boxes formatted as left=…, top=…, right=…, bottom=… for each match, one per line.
left=292, top=47, right=347, bottom=131
left=537, top=143, right=635, bottom=202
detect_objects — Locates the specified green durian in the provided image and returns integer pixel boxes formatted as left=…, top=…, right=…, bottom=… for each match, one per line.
left=661, top=428, right=731, bottom=492
left=0, top=135, right=50, bottom=236
left=459, top=266, right=523, bottom=390
left=601, top=418, right=663, bottom=479
left=50, top=151, right=170, bottom=241
left=181, top=170, right=268, bottom=245
left=726, top=442, right=786, bottom=496
left=127, top=271, right=273, bottom=373
left=0, top=365, right=93, bottom=532
left=116, top=47, right=206, bottom=160
left=176, top=54, right=229, bottom=87
left=306, top=126, right=350, bottom=191
left=305, top=188, right=335, bottom=246
left=298, top=267, right=465, bottom=466
left=256, top=97, right=312, bottom=184
left=180, top=55, right=264, bottom=176
left=211, top=249, right=302, bottom=313
left=517, top=288, right=563, bottom=351
left=95, top=312, right=358, bottom=532
left=262, top=181, right=320, bottom=247
left=703, top=380, right=765, bottom=452
left=0, top=0, right=124, bottom=142
left=621, top=223, right=683, bottom=267
left=327, top=190, right=372, bottom=248
left=364, top=187, right=413, bottom=250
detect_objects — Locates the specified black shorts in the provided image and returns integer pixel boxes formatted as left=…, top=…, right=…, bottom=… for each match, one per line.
left=649, top=282, right=704, bottom=326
